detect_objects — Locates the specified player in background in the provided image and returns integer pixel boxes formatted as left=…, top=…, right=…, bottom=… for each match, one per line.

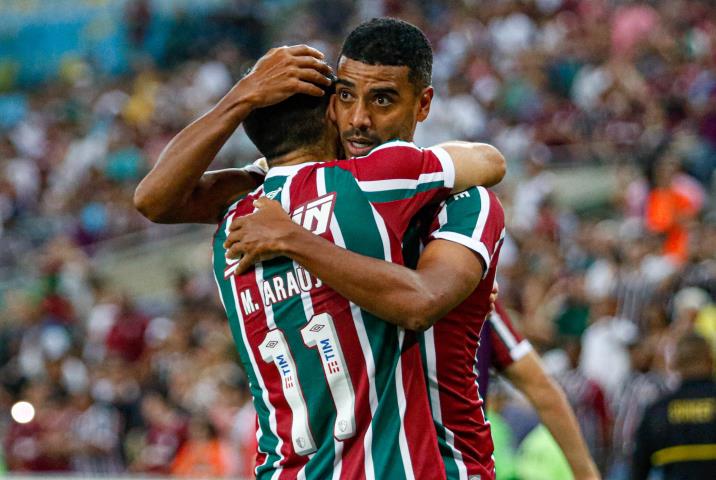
left=224, top=18, right=599, bottom=480
left=137, top=43, right=506, bottom=479
left=481, top=302, right=598, bottom=478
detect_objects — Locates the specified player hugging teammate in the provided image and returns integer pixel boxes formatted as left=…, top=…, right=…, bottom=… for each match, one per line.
left=136, top=17, right=599, bottom=480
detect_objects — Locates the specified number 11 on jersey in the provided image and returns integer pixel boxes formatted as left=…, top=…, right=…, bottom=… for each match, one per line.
left=301, top=313, right=356, bottom=440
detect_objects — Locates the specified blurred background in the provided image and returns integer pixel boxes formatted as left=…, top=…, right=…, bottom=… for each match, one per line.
left=0, top=0, right=714, bottom=478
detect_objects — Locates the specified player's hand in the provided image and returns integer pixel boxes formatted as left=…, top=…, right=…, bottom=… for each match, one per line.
left=236, top=45, right=333, bottom=109
left=224, top=197, right=301, bottom=274
left=489, top=281, right=499, bottom=313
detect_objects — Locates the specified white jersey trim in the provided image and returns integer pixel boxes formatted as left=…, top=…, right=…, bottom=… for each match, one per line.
left=426, top=146, right=455, bottom=190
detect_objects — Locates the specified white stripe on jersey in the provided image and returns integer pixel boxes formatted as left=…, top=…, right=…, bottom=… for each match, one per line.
left=490, top=311, right=518, bottom=350
left=426, top=146, right=456, bottom=190
left=280, top=173, right=294, bottom=212
left=354, top=140, right=420, bottom=158
left=431, top=231, right=491, bottom=274
left=471, top=187, right=491, bottom=256
left=369, top=203, right=392, bottom=262
left=227, top=277, right=284, bottom=477
left=256, top=264, right=277, bottom=330
left=424, top=327, right=468, bottom=480
left=316, top=167, right=345, bottom=480
left=357, top=172, right=445, bottom=193
left=395, top=328, right=417, bottom=480
left=252, top=263, right=284, bottom=480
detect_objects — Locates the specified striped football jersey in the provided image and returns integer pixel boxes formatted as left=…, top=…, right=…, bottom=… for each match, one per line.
left=212, top=141, right=454, bottom=480
left=419, top=186, right=506, bottom=480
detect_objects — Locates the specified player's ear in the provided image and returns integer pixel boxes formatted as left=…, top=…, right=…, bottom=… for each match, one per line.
left=416, top=86, right=433, bottom=123
left=328, top=94, right=337, bottom=123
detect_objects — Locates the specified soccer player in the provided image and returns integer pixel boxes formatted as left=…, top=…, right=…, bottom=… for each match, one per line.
left=484, top=303, right=599, bottom=479
left=136, top=44, right=506, bottom=479
left=224, top=18, right=599, bottom=480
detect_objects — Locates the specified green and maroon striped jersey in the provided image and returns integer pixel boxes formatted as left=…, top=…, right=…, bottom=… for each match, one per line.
left=212, top=141, right=456, bottom=480
left=412, top=187, right=506, bottom=480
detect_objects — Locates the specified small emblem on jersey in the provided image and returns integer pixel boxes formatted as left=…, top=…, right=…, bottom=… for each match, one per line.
left=291, top=192, right=336, bottom=236
left=309, top=323, right=325, bottom=333
left=297, top=437, right=306, bottom=449
left=327, top=359, right=341, bottom=374
left=265, top=340, right=278, bottom=349
left=265, top=187, right=282, bottom=200
left=338, top=420, right=348, bottom=433
left=284, top=376, right=294, bottom=388
left=453, top=190, right=471, bottom=200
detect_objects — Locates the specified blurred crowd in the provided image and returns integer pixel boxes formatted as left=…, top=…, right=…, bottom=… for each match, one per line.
left=0, top=0, right=715, bottom=478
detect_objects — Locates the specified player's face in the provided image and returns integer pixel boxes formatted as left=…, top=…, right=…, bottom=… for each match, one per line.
left=331, top=57, right=433, bottom=158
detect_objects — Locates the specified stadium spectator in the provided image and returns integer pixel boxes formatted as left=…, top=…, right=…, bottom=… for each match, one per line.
left=632, top=333, right=716, bottom=479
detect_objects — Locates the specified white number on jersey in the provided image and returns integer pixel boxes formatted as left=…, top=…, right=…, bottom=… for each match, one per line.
left=259, top=313, right=357, bottom=454
left=301, top=313, right=356, bottom=440
left=259, top=329, right=316, bottom=455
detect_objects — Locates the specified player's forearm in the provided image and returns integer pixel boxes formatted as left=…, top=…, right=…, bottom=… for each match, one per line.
left=438, top=142, right=506, bottom=191
left=282, top=228, right=442, bottom=331
left=536, top=388, right=600, bottom=479
left=505, top=352, right=600, bottom=479
left=134, top=90, right=253, bottom=223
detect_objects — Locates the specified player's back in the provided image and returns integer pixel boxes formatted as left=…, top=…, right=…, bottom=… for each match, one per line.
left=418, top=186, right=505, bottom=480
left=213, top=141, right=454, bottom=480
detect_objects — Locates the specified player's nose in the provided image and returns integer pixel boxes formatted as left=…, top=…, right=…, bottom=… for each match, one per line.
left=349, top=102, right=372, bottom=130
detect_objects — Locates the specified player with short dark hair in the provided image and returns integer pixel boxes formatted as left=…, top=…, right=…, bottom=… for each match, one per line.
left=243, top=78, right=335, bottom=159
left=340, top=17, right=433, bottom=91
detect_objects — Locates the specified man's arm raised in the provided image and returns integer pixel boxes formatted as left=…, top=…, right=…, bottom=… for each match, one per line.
left=134, top=45, right=333, bottom=224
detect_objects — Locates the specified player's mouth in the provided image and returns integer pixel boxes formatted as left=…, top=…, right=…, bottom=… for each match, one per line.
left=345, top=138, right=377, bottom=157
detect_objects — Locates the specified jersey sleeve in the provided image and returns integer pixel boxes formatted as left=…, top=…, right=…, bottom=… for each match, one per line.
left=343, top=141, right=455, bottom=228
left=428, top=186, right=505, bottom=277
left=489, top=302, right=533, bottom=371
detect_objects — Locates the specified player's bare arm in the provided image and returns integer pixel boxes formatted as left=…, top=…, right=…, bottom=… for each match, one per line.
left=134, top=45, right=333, bottom=224
left=440, top=142, right=505, bottom=191
left=503, top=350, right=602, bottom=480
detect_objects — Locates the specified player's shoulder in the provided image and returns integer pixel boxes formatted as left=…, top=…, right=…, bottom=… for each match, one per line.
left=361, top=139, right=423, bottom=157
left=221, top=186, right=264, bottom=222
left=445, top=186, right=503, bottom=214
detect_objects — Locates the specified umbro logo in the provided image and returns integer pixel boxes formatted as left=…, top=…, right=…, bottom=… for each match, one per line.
left=309, top=324, right=325, bottom=332
left=265, top=187, right=282, bottom=200
left=265, top=340, right=278, bottom=349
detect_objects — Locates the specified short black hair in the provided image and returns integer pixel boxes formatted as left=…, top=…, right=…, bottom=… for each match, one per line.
left=340, top=17, right=433, bottom=90
left=244, top=81, right=335, bottom=161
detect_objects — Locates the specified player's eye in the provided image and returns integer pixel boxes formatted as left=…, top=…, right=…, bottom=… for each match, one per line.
left=338, top=90, right=354, bottom=101
left=374, top=95, right=391, bottom=106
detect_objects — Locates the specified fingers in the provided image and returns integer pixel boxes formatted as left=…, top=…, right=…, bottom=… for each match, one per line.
left=254, top=197, right=271, bottom=209
left=293, top=56, right=333, bottom=79
left=289, top=80, right=326, bottom=97
left=236, top=252, right=258, bottom=275
left=285, top=44, right=325, bottom=60
left=226, top=241, right=244, bottom=260
left=228, top=216, right=244, bottom=233
left=296, top=67, right=333, bottom=87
